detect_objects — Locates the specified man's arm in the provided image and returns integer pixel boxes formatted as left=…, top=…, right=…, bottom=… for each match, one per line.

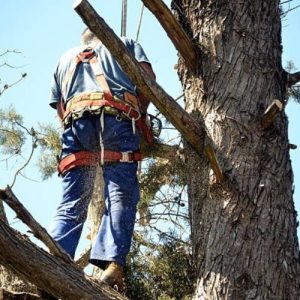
left=56, top=101, right=65, bottom=127
left=138, top=62, right=156, bottom=113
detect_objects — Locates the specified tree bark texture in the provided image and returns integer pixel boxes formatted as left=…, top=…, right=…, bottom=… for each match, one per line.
left=0, top=220, right=128, bottom=300
left=173, top=0, right=300, bottom=299
left=0, top=199, right=36, bottom=296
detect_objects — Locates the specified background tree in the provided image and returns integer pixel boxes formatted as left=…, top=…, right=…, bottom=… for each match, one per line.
left=170, top=0, right=300, bottom=298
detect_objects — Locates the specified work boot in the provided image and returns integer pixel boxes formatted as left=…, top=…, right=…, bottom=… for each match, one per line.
left=100, top=261, right=124, bottom=292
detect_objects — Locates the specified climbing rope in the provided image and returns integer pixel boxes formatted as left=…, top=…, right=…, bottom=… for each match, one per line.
left=136, top=3, right=145, bottom=42
left=121, top=0, right=127, bottom=36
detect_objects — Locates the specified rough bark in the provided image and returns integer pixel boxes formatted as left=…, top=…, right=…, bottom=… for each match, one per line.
left=0, top=289, right=41, bottom=300
left=0, top=196, right=36, bottom=296
left=0, top=219, right=128, bottom=300
left=173, top=0, right=300, bottom=299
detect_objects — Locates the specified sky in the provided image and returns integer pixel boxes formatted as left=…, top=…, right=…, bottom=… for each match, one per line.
left=0, top=0, right=299, bottom=251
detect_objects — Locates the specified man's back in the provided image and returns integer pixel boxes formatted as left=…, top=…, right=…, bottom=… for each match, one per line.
left=49, top=38, right=150, bottom=109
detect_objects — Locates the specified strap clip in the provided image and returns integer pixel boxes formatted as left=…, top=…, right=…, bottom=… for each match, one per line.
left=120, top=151, right=134, bottom=163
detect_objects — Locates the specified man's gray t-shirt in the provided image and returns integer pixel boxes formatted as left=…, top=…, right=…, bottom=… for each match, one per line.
left=49, top=38, right=150, bottom=108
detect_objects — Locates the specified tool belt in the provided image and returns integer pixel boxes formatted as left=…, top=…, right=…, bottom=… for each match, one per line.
left=58, top=150, right=142, bottom=175
left=63, top=92, right=141, bottom=126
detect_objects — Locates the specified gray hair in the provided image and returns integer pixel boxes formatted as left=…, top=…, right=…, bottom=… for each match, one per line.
left=80, top=28, right=99, bottom=45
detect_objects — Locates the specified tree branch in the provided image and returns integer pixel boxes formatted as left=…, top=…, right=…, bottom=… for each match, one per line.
left=286, top=71, right=300, bottom=87
left=73, top=0, right=224, bottom=182
left=141, top=0, right=197, bottom=70
left=141, top=140, right=179, bottom=160
left=75, top=246, right=92, bottom=270
left=0, top=289, right=41, bottom=300
left=0, top=220, right=128, bottom=300
left=0, top=186, right=72, bottom=264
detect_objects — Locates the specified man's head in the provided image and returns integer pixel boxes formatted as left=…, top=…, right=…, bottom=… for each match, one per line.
left=81, top=28, right=99, bottom=45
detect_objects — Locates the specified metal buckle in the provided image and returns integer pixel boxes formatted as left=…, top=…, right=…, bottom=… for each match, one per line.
left=123, top=106, right=141, bottom=121
left=120, top=151, right=134, bottom=163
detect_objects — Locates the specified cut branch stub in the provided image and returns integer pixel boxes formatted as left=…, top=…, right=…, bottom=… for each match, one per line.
left=286, top=71, right=300, bottom=87
left=141, top=0, right=197, bottom=70
left=261, top=99, right=283, bottom=130
left=73, top=0, right=224, bottom=182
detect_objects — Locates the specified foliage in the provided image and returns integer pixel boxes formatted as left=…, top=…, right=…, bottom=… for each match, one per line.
left=138, top=157, right=187, bottom=225
left=286, top=61, right=300, bottom=103
left=125, top=234, right=194, bottom=300
left=36, top=124, right=61, bottom=179
left=0, top=106, right=61, bottom=181
left=0, top=106, right=25, bottom=155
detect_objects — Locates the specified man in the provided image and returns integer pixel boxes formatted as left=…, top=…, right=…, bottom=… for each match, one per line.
left=48, top=28, right=155, bottom=292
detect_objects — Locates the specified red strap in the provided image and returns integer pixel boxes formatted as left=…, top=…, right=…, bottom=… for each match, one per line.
left=58, top=150, right=142, bottom=174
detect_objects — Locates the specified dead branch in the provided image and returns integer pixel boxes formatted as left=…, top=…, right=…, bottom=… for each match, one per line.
left=73, top=0, right=224, bottom=182
left=0, top=199, right=8, bottom=224
left=286, top=71, right=300, bottom=87
left=0, top=289, right=41, bottom=300
left=0, top=186, right=72, bottom=264
left=75, top=246, right=91, bottom=270
left=0, top=219, right=128, bottom=300
left=141, top=0, right=197, bottom=70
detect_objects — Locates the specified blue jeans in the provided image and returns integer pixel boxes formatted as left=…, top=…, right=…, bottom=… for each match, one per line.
left=49, top=114, right=140, bottom=267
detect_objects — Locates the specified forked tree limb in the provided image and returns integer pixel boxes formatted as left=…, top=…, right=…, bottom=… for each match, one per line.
left=0, top=186, right=72, bottom=264
left=141, top=0, right=197, bottom=70
left=73, top=0, right=224, bottom=182
left=0, top=220, right=128, bottom=300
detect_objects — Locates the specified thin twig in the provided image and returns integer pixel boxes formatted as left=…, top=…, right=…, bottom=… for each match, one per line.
left=0, top=73, right=27, bottom=96
left=10, top=137, right=37, bottom=188
left=0, top=50, right=22, bottom=57
left=281, top=3, right=300, bottom=15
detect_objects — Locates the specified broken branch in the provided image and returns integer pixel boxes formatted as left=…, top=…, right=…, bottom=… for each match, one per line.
left=286, top=71, right=300, bottom=87
left=0, top=220, right=128, bottom=300
left=261, top=99, right=283, bottom=130
left=141, top=0, right=197, bottom=70
left=73, top=0, right=224, bottom=182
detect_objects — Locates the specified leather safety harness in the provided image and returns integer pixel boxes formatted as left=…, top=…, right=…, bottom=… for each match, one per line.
left=58, top=47, right=154, bottom=175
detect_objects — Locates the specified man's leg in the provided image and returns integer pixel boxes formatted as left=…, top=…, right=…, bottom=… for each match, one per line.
left=49, top=166, right=96, bottom=258
left=90, top=162, right=139, bottom=267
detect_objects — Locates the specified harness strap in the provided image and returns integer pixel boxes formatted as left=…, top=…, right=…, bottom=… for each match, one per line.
left=63, top=94, right=141, bottom=124
left=58, top=150, right=142, bottom=175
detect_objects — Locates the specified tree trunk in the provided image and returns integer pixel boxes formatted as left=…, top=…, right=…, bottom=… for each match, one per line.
left=173, top=0, right=300, bottom=298
left=0, top=200, right=36, bottom=297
